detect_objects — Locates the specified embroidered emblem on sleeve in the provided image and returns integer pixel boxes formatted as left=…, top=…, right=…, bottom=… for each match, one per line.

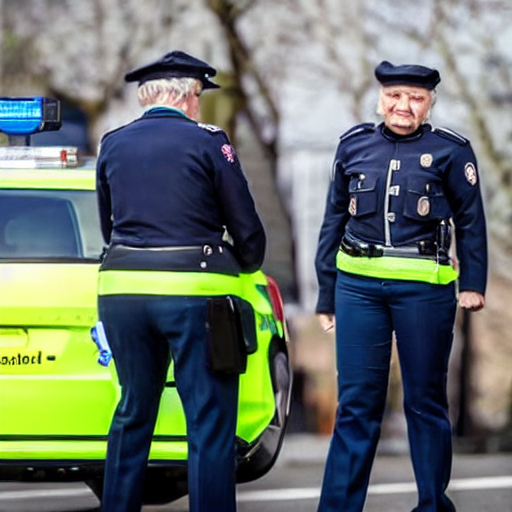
left=464, top=162, right=477, bottom=186
left=198, top=123, right=222, bottom=132
left=221, top=144, right=236, bottom=163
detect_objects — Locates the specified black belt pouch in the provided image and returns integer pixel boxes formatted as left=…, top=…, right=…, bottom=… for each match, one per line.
left=206, top=296, right=247, bottom=375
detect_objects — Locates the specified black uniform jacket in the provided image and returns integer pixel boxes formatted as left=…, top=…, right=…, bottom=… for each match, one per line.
left=96, top=107, right=266, bottom=273
left=315, top=122, right=488, bottom=314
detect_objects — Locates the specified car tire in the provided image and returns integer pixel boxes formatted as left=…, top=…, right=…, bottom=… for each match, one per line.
left=236, top=337, right=292, bottom=482
left=270, top=346, right=292, bottom=429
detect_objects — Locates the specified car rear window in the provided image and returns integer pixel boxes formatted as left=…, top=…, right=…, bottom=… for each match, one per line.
left=0, top=189, right=104, bottom=261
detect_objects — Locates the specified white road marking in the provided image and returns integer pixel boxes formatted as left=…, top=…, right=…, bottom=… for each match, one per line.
left=237, top=475, right=512, bottom=502
left=0, top=487, right=91, bottom=501
left=0, top=475, right=511, bottom=503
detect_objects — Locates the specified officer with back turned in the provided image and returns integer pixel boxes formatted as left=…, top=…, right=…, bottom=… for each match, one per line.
left=315, top=61, right=487, bottom=512
left=96, top=50, right=266, bottom=512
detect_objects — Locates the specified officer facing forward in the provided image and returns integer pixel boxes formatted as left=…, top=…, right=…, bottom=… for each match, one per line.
left=96, top=50, right=266, bottom=512
left=315, top=61, right=487, bottom=512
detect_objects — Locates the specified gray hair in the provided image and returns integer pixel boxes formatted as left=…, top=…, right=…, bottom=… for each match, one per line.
left=137, top=77, right=201, bottom=108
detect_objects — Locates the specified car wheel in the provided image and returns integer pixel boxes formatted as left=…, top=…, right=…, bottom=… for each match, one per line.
left=270, top=346, right=292, bottom=430
left=236, top=337, right=292, bottom=482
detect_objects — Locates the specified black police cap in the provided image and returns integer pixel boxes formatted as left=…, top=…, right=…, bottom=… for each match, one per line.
left=124, top=50, right=220, bottom=89
left=374, top=60, right=440, bottom=90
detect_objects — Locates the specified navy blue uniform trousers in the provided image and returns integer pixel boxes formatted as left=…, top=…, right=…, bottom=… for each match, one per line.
left=98, top=294, right=239, bottom=512
left=318, top=271, right=458, bottom=512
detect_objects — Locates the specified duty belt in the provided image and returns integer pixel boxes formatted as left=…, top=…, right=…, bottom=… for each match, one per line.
left=100, top=243, right=242, bottom=275
left=340, top=235, right=450, bottom=265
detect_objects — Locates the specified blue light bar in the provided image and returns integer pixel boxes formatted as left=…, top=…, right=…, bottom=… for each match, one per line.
left=0, top=97, right=61, bottom=135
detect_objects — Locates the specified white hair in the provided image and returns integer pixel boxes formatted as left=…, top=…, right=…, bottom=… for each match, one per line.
left=137, top=77, right=201, bottom=108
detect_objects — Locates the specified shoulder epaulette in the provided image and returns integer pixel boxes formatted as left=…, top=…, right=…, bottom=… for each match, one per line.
left=339, top=123, right=376, bottom=143
left=100, top=128, right=120, bottom=142
left=100, top=120, right=137, bottom=142
left=198, top=123, right=224, bottom=133
left=431, top=126, right=469, bottom=146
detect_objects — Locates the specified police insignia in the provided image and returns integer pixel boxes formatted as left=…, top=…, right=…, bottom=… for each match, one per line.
left=420, top=153, right=433, bottom=168
left=417, top=196, right=430, bottom=216
left=221, top=144, right=235, bottom=163
left=464, top=162, right=477, bottom=186
left=349, top=197, right=357, bottom=216
left=198, top=123, right=222, bottom=132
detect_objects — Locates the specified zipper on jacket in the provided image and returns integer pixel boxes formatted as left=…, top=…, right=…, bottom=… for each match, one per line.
left=384, top=157, right=400, bottom=246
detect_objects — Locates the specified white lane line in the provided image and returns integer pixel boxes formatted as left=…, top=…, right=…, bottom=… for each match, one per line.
left=237, top=475, right=512, bottom=502
left=1, top=475, right=512, bottom=503
left=0, top=487, right=91, bottom=501
left=449, top=476, right=512, bottom=491
left=238, top=487, right=320, bottom=502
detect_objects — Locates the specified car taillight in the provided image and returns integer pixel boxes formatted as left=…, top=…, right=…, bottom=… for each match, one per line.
left=265, top=275, right=285, bottom=323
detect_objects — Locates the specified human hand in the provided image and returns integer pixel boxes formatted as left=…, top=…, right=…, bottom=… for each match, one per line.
left=458, top=291, right=485, bottom=312
left=317, top=313, right=335, bottom=333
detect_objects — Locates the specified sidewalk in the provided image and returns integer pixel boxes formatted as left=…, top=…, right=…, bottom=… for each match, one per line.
left=278, top=430, right=512, bottom=467
left=278, top=433, right=410, bottom=468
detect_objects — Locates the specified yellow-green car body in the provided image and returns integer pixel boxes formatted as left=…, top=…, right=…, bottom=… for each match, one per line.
left=0, top=163, right=291, bottom=503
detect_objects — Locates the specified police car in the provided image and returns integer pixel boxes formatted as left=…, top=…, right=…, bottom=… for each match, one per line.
left=0, top=97, right=292, bottom=504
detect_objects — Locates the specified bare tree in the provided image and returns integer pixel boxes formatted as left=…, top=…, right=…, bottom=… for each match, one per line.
left=206, top=0, right=279, bottom=160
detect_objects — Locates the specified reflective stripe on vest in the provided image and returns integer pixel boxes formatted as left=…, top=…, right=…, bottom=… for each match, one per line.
left=98, top=270, right=267, bottom=297
left=98, top=269, right=246, bottom=296
left=336, top=249, right=458, bottom=285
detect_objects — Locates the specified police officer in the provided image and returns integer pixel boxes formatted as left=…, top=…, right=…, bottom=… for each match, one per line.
left=315, top=61, right=487, bottom=512
left=96, top=50, right=266, bottom=512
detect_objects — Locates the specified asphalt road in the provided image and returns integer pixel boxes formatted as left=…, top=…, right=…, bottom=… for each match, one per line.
left=1, top=434, right=511, bottom=512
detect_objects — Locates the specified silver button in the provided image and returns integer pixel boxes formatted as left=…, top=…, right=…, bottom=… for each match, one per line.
left=389, top=185, right=400, bottom=196
left=387, top=212, right=396, bottom=222
left=200, top=261, right=207, bottom=269
left=391, top=159, right=401, bottom=171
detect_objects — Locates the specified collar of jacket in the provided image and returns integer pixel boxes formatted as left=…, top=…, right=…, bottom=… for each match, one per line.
left=143, top=106, right=191, bottom=120
left=380, top=122, right=430, bottom=142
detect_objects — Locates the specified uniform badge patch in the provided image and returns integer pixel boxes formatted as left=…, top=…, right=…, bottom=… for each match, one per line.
left=221, top=144, right=235, bottom=163
left=420, top=153, right=433, bottom=168
left=349, top=197, right=357, bottom=216
left=198, top=123, right=222, bottom=132
left=464, top=162, right=477, bottom=186
left=417, top=196, right=430, bottom=216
